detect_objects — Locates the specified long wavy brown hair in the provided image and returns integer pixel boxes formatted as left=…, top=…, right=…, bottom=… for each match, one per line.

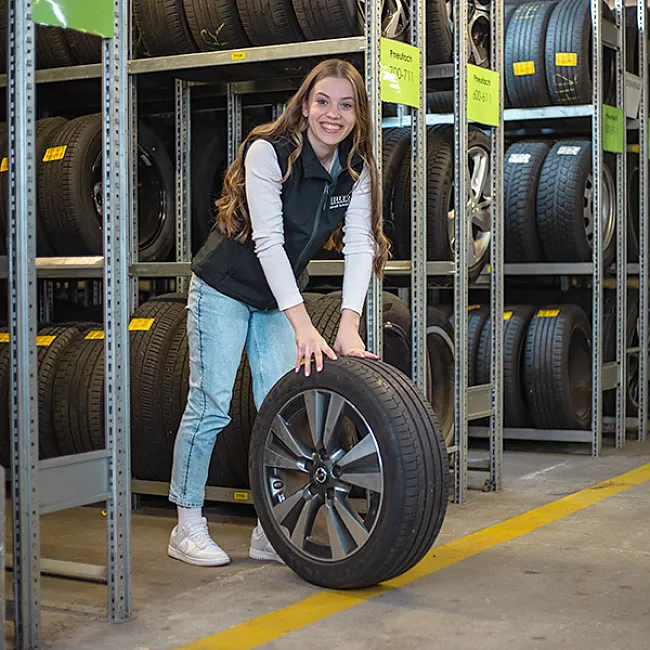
left=215, top=58, right=390, bottom=277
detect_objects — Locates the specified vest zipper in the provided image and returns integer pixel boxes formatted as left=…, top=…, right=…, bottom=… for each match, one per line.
left=295, top=181, right=330, bottom=271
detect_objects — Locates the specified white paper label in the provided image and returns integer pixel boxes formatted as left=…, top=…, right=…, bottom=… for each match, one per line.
left=508, top=153, right=532, bottom=164
left=557, top=145, right=581, bottom=156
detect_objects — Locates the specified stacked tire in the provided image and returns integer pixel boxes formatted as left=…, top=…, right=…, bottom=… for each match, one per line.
left=470, top=302, right=593, bottom=430
left=504, top=139, right=616, bottom=266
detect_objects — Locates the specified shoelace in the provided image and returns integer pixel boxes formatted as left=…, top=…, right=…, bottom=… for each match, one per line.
left=185, top=520, right=214, bottom=550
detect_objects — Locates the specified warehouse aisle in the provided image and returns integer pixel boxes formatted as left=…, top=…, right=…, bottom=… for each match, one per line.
left=5, top=442, right=650, bottom=650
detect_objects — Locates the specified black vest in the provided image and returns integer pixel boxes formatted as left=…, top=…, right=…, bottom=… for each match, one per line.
left=192, top=133, right=364, bottom=311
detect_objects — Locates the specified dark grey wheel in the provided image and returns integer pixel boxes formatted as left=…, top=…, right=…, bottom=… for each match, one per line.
left=250, top=357, right=448, bottom=589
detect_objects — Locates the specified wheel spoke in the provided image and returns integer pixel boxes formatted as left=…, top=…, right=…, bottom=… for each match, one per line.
left=333, top=490, right=370, bottom=547
left=272, top=415, right=313, bottom=458
left=323, top=500, right=350, bottom=560
left=272, top=484, right=310, bottom=526
left=323, top=393, right=346, bottom=453
left=304, top=391, right=327, bottom=449
left=290, top=493, right=323, bottom=550
left=264, top=445, right=309, bottom=473
left=471, top=208, right=491, bottom=233
left=337, top=434, right=383, bottom=494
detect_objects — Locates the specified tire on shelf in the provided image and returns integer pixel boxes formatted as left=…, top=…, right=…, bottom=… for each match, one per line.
left=190, top=124, right=227, bottom=254
left=36, top=25, right=77, bottom=68
left=536, top=139, right=616, bottom=265
left=51, top=324, right=105, bottom=457
left=504, top=0, right=556, bottom=108
left=132, top=0, right=198, bottom=56
left=523, top=304, right=592, bottom=429
left=38, top=114, right=175, bottom=261
left=381, top=127, right=411, bottom=260
left=130, top=297, right=189, bottom=481
left=236, top=0, right=304, bottom=46
left=625, top=6, right=639, bottom=75
left=249, top=356, right=448, bottom=589
left=183, top=0, right=251, bottom=51
left=426, top=0, right=453, bottom=65
left=427, top=306, right=455, bottom=445
left=468, top=306, right=490, bottom=387
left=64, top=30, right=103, bottom=65
left=504, top=140, right=552, bottom=263
left=545, top=0, right=615, bottom=105
left=290, top=0, right=360, bottom=40
left=394, top=125, right=492, bottom=284
left=0, top=328, right=10, bottom=467
left=627, top=152, right=640, bottom=263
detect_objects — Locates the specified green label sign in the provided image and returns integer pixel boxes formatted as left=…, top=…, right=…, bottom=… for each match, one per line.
left=602, top=105, right=624, bottom=154
left=380, top=38, right=421, bottom=109
left=33, top=0, right=114, bottom=38
left=467, top=64, right=500, bottom=127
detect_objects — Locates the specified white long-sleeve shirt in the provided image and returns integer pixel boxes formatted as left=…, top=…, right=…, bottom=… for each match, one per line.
left=244, top=138, right=376, bottom=315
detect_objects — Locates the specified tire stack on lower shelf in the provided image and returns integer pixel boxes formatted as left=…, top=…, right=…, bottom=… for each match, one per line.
left=0, top=289, right=456, bottom=487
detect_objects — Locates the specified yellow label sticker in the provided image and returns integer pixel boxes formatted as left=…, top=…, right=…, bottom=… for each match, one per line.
left=380, top=37, right=421, bottom=109
left=36, top=335, right=57, bottom=347
left=0, top=157, right=7, bottom=173
left=468, top=304, right=481, bottom=311
left=513, top=61, right=535, bottom=76
left=85, top=330, right=105, bottom=340
left=0, top=333, right=9, bottom=343
left=231, top=51, right=246, bottom=61
left=233, top=491, right=249, bottom=502
left=129, top=318, right=155, bottom=331
left=503, top=311, right=513, bottom=321
left=555, top=52, right=577, bottom=67
left=42, top=145, right=67, bottom=162
left=537, top=309, right=560, bottom=318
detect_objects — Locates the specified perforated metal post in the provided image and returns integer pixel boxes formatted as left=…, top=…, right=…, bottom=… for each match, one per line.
left=129, top=76, right=139, bottom=312
left=8, top=0, right=41, bottom=644
left=614, top=0, right=627, bottom=448
left=104, top=0, right=132, bottom=621
left=591, top=0, right=604, bottom=456
left=365, top=0, right=383, bottom=357
left=635, top=0, right=648, bottom=441
left=410, top=0, right=427, bottom=391
left=227, top=83, right=242, bottom=166
left=453, top=0, right=470, bottom=503
left=489, top=0, right=505, bottom=489
left=175, top=79, right=192, bottom=293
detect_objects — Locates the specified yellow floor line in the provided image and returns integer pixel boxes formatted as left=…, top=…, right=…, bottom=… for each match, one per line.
left=176, top=462, right=650, bottom=650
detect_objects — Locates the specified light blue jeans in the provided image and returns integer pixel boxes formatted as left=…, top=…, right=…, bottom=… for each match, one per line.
left=169, top=273, right=297, bottom=508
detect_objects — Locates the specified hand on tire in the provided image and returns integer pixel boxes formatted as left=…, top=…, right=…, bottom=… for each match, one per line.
left=333, top=329, right=378, bottom=361
left=295, top=324, right=337, bottom=377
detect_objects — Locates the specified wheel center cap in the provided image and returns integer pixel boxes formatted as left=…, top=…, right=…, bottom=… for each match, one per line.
left=313, top=467, right=328, bottom=485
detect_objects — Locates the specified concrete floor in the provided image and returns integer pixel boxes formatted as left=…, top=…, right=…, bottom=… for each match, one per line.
left=5, top=439, right=650, bottom=650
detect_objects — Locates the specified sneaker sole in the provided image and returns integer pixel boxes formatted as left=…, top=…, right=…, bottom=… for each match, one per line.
left=249, top=547, right=285, bottom=564
left=168, top=545, right=230, bottom=567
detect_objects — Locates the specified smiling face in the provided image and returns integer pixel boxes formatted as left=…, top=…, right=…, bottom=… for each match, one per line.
left=302, top=76, right=358, bottom=164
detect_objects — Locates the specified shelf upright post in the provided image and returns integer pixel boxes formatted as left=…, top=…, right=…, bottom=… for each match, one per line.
left=227, top=82, right=242, bottom=166
left=103, top=0, right=132, bottom=621
left=453, top=0, right=470, bottom=503
left=365, top=0, right=383, bottom=357
left=410, top=0, right=427, bottom=391
left=489, top=0, right=505, bottom=490
left=614, top=0, right=627, bottom=449
left=175, top=79, right=192, bottom=293
left=591, top=0, right=604, bottom=457
left=7, top=0, right=41, bottom=644
left=637, top=0, right=648, bottom=442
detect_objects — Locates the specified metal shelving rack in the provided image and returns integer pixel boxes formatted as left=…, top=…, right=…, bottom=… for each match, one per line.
left=469, top=0, right=648, bottom=451
left=4, top=0, right=132, bottom=646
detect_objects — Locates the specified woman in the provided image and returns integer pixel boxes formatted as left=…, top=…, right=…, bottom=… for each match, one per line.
left=167, top=58, right=390, bottom=567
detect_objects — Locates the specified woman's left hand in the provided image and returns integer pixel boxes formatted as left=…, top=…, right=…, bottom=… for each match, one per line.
left=333, top=326, right=378, bottom=359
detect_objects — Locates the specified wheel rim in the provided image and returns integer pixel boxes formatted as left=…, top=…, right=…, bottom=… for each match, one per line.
left=569, top=330, right=591, bottom=419
left=90, top=146, right=169, bottom=251
left=583, top=164, right=616, bottom=253
left=627, top=316, right=640, bottom=410
left=355, top=0, right=409, bottom=40
left=426, top=323, right=455, bottom=445
left=447, top=143, right=492, bottom=268
left=262, top=389, right=384, bottom=563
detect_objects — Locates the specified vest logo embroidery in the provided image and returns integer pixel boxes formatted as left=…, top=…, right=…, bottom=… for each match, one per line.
left=329, top=193, right=352, bottom=210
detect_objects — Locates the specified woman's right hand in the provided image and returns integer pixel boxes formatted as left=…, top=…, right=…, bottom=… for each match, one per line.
left=284, top=302, right=337, bottom=376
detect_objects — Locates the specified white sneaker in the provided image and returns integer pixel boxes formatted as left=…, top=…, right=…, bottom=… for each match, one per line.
left=249, top=522, right=285, bottom=563
left=168, top=517, right=231, bottom=567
